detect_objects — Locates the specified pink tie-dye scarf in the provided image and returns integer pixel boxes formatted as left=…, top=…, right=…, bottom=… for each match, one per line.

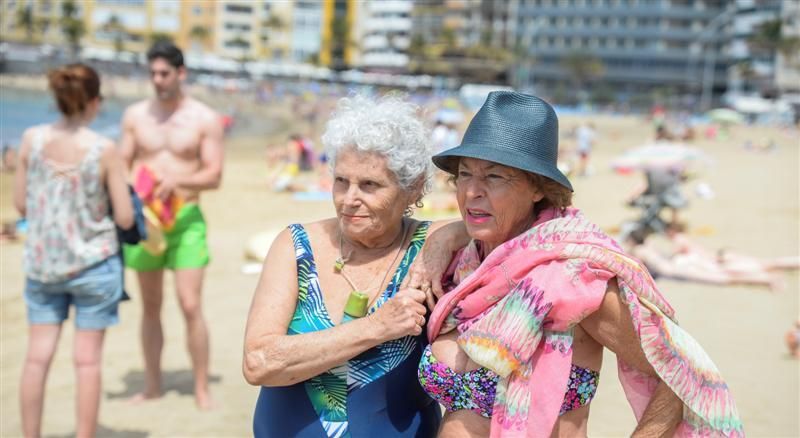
left=427, top=208, right=742, bottom=437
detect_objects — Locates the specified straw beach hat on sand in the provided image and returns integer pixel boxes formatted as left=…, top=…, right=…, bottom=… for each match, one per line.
left=432, top=91, right=573, bottom=191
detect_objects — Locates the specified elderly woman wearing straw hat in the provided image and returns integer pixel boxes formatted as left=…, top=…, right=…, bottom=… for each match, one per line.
left=243, top=94, right=443, bottom=437
left=411, top=92, right=743, bottom=437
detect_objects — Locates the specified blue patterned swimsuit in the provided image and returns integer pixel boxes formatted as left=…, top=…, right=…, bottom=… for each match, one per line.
left=253, top=222, right=441, bottom=438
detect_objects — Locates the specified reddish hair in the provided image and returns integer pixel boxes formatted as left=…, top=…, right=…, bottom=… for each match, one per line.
left=47, top=64, right=101, bottom=117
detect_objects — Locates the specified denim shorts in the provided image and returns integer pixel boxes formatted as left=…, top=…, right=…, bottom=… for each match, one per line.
left=25, top=256, right=124, bottom=330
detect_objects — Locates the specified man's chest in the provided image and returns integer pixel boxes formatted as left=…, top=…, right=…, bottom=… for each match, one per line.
left=134, top=114, right=204, bottom=156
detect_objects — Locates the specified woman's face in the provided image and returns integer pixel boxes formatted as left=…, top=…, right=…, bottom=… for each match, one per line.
left=332, top=148, right=414, bottom=244
left=455, top=158, right=543, bottom=252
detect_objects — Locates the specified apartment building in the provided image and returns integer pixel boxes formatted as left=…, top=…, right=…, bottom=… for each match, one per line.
left=512, top=0, right=730, bottom=100
left=358, top=0, right=414, bottom=70
left=1, top=0, right=83, bottom=46
left=1, top=0, right=181, bottom=56
left=291, top=0, right=323, bottom=63
left=85, top=0, right=180, bottom=54
left=178, top=1, right=217, bottom=54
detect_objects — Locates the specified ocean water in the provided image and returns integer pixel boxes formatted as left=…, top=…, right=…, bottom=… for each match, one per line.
left=0, top=88, right=127, bottom=147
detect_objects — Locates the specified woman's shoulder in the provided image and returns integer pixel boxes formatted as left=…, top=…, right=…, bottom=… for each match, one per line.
left=284, top=218, right=340, bottom=250
left=91, top=130, right=115, bottom=149
left=20, top=124, right=48, bottom=147
left=296, top=218, right=338, bottom=236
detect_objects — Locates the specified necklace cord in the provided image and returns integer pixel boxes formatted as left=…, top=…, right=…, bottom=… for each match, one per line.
left=335, top=219, right=410, bottom=308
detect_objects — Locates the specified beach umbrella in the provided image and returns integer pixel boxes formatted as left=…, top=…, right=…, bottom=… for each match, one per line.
left=611, top=142, right=712, bottom=173
left=707, top=108, right=745, bottom=125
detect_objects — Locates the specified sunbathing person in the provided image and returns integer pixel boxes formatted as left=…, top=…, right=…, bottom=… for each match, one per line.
left=622, top=221, right=798, bottom=291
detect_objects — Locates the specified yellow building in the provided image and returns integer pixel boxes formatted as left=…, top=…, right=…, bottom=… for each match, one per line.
left=1, top=0, right=192, bottom=56
left=0, top=0, right=317, bottom=65
left=211, top=1, right=293, bottom=62
left=178, top=1, right=216, bottom=54
left=258, top=0, right=293, bottom=61
left=319, top=0, right=359, bottom=68
left=84, top=0, right=181, bottom=55
left=1, top=0, right=74, bottom=46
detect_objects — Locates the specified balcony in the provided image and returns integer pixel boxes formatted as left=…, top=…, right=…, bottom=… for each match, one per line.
left=368, top=0, right=413, bottom=14
left=526, top=26, right=710, bottom=42
left=360, top=52, right=409, bottom=68
left=529, top=46, right=725, bottom=62
left=361, top=34, right=410, bottom=51
left=530, top=60, right=727, bottom=86
left=364, top=17, right=413, bottom=33
left=517, top=5, right=720, bottom=20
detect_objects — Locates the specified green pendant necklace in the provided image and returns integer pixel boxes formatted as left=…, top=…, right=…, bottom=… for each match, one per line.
left=334, top=219, right=408, bottom=321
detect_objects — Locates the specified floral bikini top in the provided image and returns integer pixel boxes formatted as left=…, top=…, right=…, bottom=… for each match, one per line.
left=418, top=344, right=599, bottom=418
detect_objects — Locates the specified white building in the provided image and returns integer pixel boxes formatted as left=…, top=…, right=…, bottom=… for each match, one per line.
left=291, top=0, right=323, bottom=63
left=358, top=0, right=414, bottom=70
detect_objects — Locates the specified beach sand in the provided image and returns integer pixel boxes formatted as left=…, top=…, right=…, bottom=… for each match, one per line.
left=1, top=111, right=798, bottom=437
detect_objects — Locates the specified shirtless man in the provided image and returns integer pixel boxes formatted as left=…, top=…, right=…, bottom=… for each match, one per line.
left=119, top=41, right=223, bottom=409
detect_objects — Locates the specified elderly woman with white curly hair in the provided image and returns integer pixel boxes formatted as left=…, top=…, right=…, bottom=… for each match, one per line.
left=244, top=94, right=443, bottom=437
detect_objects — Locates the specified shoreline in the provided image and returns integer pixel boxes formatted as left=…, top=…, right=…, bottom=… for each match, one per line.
left=0, top=73, right=298, bottom=145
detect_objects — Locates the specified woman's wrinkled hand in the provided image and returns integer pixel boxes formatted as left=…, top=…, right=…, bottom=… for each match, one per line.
left=405, top=269, right=442, bottom=312
left=368, top=287, right=427, bottom=341
left=406, top=233, right=461, bottom=310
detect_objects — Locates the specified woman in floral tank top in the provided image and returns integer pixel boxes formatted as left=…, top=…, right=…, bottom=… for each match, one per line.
left=13, top=64, right=133, bottom=438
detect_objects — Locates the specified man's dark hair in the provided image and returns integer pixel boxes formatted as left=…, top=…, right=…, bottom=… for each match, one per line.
left=147, top=41, right=184, bottom=68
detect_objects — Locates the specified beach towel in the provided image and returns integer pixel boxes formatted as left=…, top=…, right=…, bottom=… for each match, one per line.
left=134, top=166, right=183, bottom=231
left=428, top=207, right=742, bottom=437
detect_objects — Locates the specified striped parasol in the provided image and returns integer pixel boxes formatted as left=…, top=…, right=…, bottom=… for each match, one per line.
left=611, top=142, right=712, bottom=173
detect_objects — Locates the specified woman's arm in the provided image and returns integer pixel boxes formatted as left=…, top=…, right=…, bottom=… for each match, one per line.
left=243, top=228, right=428, bottom=387
left=12, top=129, right=33, bottom=216
left=101, top=140, right=134, bottom=229
left=580, top=280, right=683, bottom=436
left=406, top=219, right=469, bottom=308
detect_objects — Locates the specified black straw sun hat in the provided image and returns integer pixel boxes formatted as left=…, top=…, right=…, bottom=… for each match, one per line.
left=432, top=91, right=573, bottom=191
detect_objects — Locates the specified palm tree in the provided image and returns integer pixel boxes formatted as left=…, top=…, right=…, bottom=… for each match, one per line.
left=408, top=34, right=426, bottom=58
left=36, top=17, right=51, bottom=40
left=16, top=5, right=35, bottom=43
left=441, top=27, right=456, bottom=50
left=148, top=32, right=173, bottom=45
left=229, top=34, right=250, bottom=74
left=560, top=51, right=605, bottom=92
left=60, top=0, right=85, bottom=59
left=306, top=52, right=320, bottom=66
left=511, top=42, right=535, bottom=90
left=104, top=14, right=126, bottom=61
left=734, top=60, right=757, bottom=91
left=259, top=15, right=284, bottom=58
left=189, top=25, right=210, bottom=52
left=749, top=19, right=800, bottom=57
left=263, top=15, right=285, bottom=31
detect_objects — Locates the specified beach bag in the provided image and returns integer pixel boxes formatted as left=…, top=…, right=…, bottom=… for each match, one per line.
left=115, top=186, right=148, bottom=245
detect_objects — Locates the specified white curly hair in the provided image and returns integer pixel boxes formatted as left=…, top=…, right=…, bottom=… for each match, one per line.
left=321, top=93, right=433, bottom=198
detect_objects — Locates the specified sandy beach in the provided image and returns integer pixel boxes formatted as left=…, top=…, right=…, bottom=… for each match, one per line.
left=1, top=101, right=798, bottom=436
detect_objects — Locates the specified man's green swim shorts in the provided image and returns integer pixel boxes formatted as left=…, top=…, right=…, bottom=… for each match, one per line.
left=124, top=204, right=210, bottom=271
